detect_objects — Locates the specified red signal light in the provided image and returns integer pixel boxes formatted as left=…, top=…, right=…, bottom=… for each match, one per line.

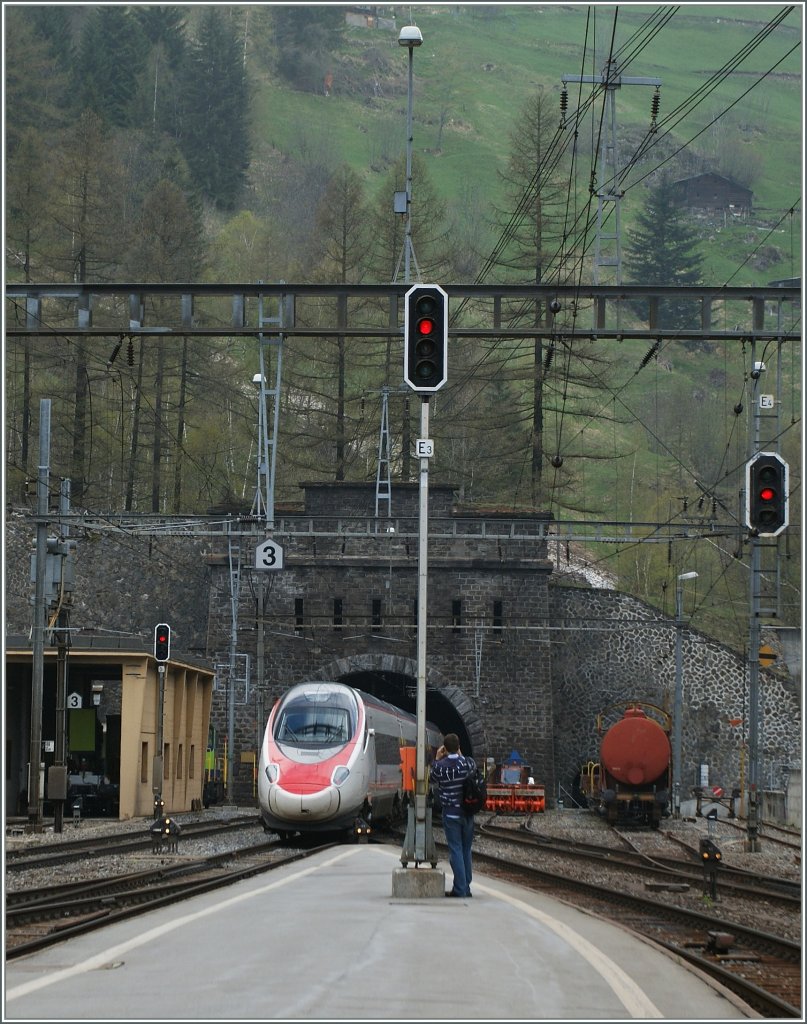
left=154, top=623, right=171, bottom=662
left=746, top=453, right=788, bottom=536
left=403, top=284, right=447, bottom=393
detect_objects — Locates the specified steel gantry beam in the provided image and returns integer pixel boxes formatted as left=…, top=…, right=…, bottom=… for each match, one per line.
left=34, top=512, right=739, bottom=545
left=5, top=282, right=800, bottom=342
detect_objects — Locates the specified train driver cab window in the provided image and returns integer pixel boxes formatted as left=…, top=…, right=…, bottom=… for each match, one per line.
left=274, top=689, right=357, bottom=749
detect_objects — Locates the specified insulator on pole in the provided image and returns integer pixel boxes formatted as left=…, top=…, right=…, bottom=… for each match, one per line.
left=640, top=340, right=660, bottom=368
left=544, top=343, right=554, bottom=372
left=650, top=88, right=661, bottom=131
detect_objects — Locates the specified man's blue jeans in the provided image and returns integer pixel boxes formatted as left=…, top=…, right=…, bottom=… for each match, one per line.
left=442, top=814, right=474, bottom=895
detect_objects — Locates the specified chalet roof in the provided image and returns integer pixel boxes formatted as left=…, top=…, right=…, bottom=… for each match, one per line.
left=671, top=171, right=753, bottom=196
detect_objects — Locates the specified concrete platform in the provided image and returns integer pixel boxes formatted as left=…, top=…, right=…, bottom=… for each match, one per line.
left=5, top=843, right=758, bottom=1020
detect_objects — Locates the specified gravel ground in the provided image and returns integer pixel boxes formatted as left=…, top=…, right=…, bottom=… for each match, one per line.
left=4, top=808, right=269, bottom=893
left=468, top=809, right=802, bottom=942
left=6, top=807, right=802, bottom=943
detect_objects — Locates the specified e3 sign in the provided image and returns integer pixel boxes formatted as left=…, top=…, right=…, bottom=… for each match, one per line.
left=745, top=452, right=788, bottom=536
left=403, top=284, right=448, bottom=393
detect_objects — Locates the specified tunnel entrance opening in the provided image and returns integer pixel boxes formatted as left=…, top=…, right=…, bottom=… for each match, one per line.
left=336, top=669, right=477, bottom=760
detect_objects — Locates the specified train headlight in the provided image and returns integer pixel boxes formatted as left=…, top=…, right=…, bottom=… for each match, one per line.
left=332, top=766, right=350, bottom=786
left=264, top=763, right=279, bottom=784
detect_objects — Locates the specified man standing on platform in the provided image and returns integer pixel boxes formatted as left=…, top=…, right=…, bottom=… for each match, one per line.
left=430, top=733, right=475, bottom=897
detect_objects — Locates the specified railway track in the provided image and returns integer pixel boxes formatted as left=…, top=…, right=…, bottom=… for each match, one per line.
left=467, top=843, right=801, bottom=1019
left=717, top=817, right=803, bottom=851
left=5, top=816, right=263, bottom=871
left=481, top=821, right=801, bottom=906
left=6, top=838, right=336, bottom=960
left=422, top=818, right=801, bottom=1018
left=9, top=814, right=800, bottom=1016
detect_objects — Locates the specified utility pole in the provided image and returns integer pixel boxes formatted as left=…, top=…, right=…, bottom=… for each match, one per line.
left=252, top=289, right=290, bottom=765
left=412, top=396, right=434, bottom=865
left=672, top=571, right=698, bottom=818
left=226, top=525, right=241, bottom=803
left=252, top=289, right=290, bottom=528
left=744, top=341, right=786, bottom=851
left=399, top=24, right=422, bottom=285
left=28, top=399, right=51, bottom=826
left=52, top=478, right=72, bottom=833
left=375, top=386, right=392, bottom=517
left=562, top=61, right=661, bottom=285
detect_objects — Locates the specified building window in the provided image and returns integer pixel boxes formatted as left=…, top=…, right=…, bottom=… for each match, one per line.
left=189, top=744, right=195, bottom=779
left=163, top=744, right=170, bottom=780
left=372, top=598, right=382, bottom=629
left=333, top=598, right=343, bottom=631
left=141, top=742, right=148, bottom=784
left=493, top=600, right=503, bottom=636
left=294, top=598, right=304, bottom=635
left=452, top=598, right=462, bottom=633
left=177, top=743, right=183, bottom=779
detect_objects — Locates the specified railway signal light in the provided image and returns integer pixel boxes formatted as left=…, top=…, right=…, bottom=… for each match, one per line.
left=154, top=623, right=171, bottom=662
left=403, top=284, right=448, bottom=393
left=699, top=838, right=722, bottom=863
left=745, top=452, right=788, bottom=536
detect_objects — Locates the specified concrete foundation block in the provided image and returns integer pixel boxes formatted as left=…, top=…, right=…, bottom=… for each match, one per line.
left=391, top=867, right=445, bottom=899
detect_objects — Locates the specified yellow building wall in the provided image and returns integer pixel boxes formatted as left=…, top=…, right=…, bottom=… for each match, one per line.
left=119, top=658, right=213, bottom=819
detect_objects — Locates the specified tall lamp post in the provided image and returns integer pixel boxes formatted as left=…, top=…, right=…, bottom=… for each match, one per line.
left=398, top=24, right=422, bottom=284
left=392, top=24, right=444, bottom=897
left=398, top=22, right=431, bottom=866
left=672, top=571, right=698, bottom=818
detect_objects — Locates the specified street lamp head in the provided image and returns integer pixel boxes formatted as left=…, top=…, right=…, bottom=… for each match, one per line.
left=678, top=571, right=699, bottom=581
left=398, top=25, right=423, bottom=47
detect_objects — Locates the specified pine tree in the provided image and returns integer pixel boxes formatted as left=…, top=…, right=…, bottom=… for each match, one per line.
left=180, top=8, right=250, bottom=209
left=311, top=166, right=372, bottom=481
left=132, top=6, right=188, bottom=136
left=73, top=7, right=146, bottom=127
left=4, top=9, right=69, bottom=155
left=624, top=176, right=704, bottom=331
left=271, top=6, right=344, bottom=94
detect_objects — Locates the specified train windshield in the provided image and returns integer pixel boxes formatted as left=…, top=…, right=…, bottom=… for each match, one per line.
left=274, top=690, right=356, bottom=748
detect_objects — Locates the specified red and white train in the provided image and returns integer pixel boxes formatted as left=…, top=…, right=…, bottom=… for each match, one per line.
left=258, top=681, right=442, bottom=837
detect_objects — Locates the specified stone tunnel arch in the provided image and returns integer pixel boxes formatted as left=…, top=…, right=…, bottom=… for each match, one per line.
left=311, top=654, right=487, bottom=760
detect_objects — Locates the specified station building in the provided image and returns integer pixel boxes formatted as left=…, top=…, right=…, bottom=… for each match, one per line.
left=5, top=639, right=214, bottom=821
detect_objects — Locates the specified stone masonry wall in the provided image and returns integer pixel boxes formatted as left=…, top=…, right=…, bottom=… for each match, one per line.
left=5, top=489, right=800, bottom=808
left=549, top=586, right=801, bottom=799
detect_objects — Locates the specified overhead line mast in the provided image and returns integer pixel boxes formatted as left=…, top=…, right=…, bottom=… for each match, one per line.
left=562, top=61, right=661, bottom=286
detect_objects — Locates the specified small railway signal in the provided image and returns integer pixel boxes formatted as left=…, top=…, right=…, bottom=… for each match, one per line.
left=403, top=284, right=447, bottom=393
left=154, top=623, right=171, bottom=662
left=745, top=452, right=788, bottom=536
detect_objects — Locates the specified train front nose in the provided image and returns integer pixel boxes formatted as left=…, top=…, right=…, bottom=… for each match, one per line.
left=269, top=783, right=340, bottom=822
